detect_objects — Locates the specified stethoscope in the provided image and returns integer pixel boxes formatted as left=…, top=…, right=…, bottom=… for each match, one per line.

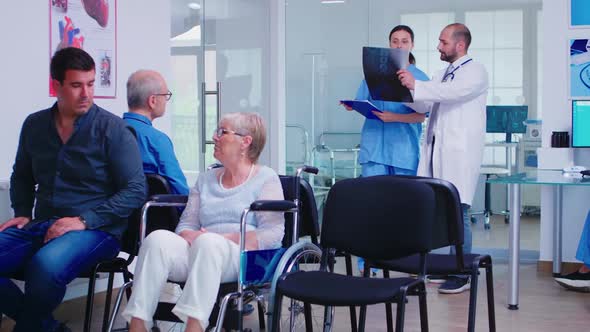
left=442, top=58, right=473, bottom=82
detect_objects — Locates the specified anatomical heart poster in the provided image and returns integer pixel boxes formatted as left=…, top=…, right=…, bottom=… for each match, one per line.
left=49, top=0, right=117, bottom=98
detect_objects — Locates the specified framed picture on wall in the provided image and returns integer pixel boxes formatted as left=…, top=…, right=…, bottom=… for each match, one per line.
left=570, top=39, right=590, bottom=99
left=49, top=0, right=117, bottom=98
left=569, top=0, right=590, bottom=28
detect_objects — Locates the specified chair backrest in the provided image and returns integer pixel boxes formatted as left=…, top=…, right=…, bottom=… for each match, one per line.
left=392, top=175, right=464, bottom=252
left=321, top=175, right=436, bottom=261
left=145, top=173, right=181, bottom=234
left=279, top=175, right=320, bottom=247
left=121, top=173, right=179, bottom=255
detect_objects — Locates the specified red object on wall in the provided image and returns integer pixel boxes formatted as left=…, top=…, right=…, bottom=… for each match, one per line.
left=82, top=0, right=109, bottom=28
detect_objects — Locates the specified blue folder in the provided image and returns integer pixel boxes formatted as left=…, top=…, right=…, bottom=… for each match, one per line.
left=340, top=100, right=383, bottom=121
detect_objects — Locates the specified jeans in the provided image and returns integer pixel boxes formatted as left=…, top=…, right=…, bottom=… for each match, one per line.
left=0, top=220, right=120, bottom=332
left=450, top=204, right=473, bottom=255
left=358, top=162, right=417, bottom=272
left=576, top=210, right=590, bottom=268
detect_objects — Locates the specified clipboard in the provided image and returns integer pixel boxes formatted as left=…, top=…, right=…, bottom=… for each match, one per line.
left=341, top=100, right=383, bottom=120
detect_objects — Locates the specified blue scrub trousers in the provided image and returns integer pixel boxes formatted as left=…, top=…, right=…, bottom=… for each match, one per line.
left=0, top=220, right=120, bottom=332
left=576, top=210, right=590, bottom=268
left=361, top=162, right=416, bottom=177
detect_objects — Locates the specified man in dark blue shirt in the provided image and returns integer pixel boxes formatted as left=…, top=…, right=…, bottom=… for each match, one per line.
left=0, top=48, right=146, bottom=332
left=123, top=70, right=189, bottom=195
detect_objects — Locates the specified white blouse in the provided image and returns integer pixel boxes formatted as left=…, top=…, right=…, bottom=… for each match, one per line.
left=175, top=165, right=285, bottom=250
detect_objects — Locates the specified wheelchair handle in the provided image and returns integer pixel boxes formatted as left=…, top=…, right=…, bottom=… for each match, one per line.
left=296, top=165, right=319, bottom=177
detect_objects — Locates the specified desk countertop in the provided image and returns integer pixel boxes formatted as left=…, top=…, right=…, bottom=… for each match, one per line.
left=487, top=169, right=590, bottom=186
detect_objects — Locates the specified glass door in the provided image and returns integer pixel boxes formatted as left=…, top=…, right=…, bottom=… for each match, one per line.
left=170, top=0, right=273, bottom=180
left=170, top=0, right=206, bottom=184
left=207, top=0, right=272, bottom=165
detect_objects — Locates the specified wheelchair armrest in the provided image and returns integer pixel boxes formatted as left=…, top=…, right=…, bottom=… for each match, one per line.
left=249, top=200, right=297, bottom=212
left=148, top=194, right=188, bottom=204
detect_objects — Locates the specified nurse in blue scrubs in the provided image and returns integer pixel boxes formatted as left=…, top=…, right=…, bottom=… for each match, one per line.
left=342, top=25, right=429, bottom=274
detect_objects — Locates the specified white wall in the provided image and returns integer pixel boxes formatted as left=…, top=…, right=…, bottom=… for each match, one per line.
left=0, top=0, right=171, bottom=299
left=0, top=0, right=171, bottom=181
left=540, top=0, right=590, bottom=263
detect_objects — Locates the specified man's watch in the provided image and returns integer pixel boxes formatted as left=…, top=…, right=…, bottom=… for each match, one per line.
left=77, top=216, right=87, bottom=227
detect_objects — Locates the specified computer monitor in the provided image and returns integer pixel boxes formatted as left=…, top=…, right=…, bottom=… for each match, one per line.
left=572, top=100, right=590, bottom=147
left=486, top=106, right=528, bottom=143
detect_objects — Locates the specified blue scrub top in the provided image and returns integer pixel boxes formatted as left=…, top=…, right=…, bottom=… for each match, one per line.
left=355, top=64, right=429, bottom=171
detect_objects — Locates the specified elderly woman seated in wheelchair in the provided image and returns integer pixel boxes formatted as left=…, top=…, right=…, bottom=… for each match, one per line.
left=122, top=112, right=285, bottom=332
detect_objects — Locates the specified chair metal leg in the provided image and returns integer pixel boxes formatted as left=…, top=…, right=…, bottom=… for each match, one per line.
left=237, top=306, right=243, bottom=332
left=383, top=270, right=394, bottom=332
left=102, top=272, right=115, bottom=332
left=84, top=268, right=99, bottom=332
left=484, top=177, right=491, bottom=230
left=485, top=262, right=496, bottom=332
left=358, top=305, right=367, bottom=332
left=344, top=254, right=358, bottom=332
left=257, top=300, right=266, bottom=331
left=395, top=290, right=407, bottom=332
left=271, top=291, right=283, bottom=331
left=467, top=270, right=479, bottom=332
left=418, top=282, right=428, bottom=332
left=304, top=302, right=313, bottom=332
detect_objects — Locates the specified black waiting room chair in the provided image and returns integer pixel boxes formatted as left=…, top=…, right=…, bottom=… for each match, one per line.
left=271, top=175, right=438, bottom=332
left=365, top=176, right=496, bottom=332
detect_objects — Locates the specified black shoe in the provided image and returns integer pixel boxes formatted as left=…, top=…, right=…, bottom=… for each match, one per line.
left=438, top=276, right=470, bottom=294
left=554, top=271, right=590, bottom=292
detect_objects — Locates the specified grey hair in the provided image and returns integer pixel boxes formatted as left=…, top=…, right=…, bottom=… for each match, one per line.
left=126, top=70, right=165, bottom=109
left=221, top=112, right=266, bottom=163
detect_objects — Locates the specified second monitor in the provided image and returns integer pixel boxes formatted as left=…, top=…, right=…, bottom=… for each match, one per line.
left=486, top=105, right=528, bottom=143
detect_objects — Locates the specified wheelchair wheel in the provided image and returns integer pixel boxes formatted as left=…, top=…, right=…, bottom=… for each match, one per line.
left=268, top=241, right=331, bottom=332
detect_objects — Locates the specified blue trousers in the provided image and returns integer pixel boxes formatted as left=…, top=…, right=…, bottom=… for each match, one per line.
left=576, top=211, right=590, bottom=268
left=358, top=162, right=416, bottom=272
left=452, top=204, right=472, bottom=254
left=361, top=162, right=416, bottom=178
left=0, top=220, right=120, bottom=332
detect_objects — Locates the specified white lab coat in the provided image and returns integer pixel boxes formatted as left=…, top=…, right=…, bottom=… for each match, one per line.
left=410, top=55, right=489, bottom=206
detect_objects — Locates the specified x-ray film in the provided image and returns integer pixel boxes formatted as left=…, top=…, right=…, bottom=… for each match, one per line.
left=362, top=47, right=413, bottom=102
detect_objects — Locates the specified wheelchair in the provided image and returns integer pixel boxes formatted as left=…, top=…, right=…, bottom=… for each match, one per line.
left=106, top=165, right=324, bottom=332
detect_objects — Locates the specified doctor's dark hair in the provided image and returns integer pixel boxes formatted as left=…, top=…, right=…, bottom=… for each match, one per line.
left=50, top=47, right=96, bottom=84
left=446, top=23, right=472, bottom=51
left=389, top=25, right=416, bottom=65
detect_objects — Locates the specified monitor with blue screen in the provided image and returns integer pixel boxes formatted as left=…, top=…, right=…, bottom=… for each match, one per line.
left=486, top=106, right=528, bottom=143
left=572, top=100, right=590, bottom=147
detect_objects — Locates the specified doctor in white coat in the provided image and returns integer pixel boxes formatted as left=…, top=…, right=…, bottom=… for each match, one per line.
left=398, top=23, right=489, bottom=294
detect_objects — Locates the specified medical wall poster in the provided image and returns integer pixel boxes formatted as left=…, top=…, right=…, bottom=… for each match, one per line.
left=570, top=0, right=590, bottom=28
left=49, top=0, right=117, bottom=98
left=570, top=39, right=590, bottom=98
left=362, top=47, right=413, bottom=103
